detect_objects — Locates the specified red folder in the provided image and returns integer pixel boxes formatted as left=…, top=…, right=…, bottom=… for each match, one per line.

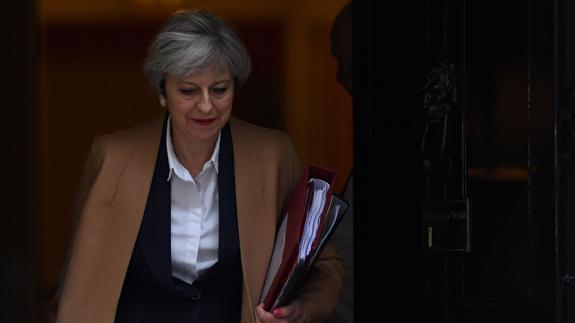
left=260, top=164, right=337, bottom=311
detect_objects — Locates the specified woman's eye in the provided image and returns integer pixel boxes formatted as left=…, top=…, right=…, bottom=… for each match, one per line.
left=211, top=87, right=228, bottom=95
left=180, top=88, right=197, bottom=95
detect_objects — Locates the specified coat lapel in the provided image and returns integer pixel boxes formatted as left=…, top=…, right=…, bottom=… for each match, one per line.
left=199, top=123, right=240, bottom=281
left=136, top=115, right=173, bottom=290
left=229, top=118, right=277, bottom=319
left=106, top=115, right=164, bottom=292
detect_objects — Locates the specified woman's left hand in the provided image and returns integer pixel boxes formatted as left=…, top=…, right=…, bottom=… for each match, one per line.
left=254, top=301, right=307, bottom=323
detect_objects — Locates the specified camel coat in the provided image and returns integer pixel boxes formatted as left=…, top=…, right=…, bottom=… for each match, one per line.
left=54, top=115, right=345, bottom=323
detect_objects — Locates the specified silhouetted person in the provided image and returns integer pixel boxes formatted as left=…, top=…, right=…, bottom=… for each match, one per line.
left=330, top=3, right=354, bottom=323
left=332, top=4, right=352, bottom=97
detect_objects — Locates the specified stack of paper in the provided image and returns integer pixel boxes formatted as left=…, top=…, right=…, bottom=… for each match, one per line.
left=299, top=179, right=329, bottom=261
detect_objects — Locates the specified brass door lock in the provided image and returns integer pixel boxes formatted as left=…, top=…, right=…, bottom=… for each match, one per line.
left=423, top=199, right=470, bottom=252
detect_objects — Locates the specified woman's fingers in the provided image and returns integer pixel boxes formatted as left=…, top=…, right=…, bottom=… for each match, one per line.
left=273, top=305, right=293, bottom=318
left=254, top=303, right=279, bottom=322
left=254, top=302, right=306, bottom=322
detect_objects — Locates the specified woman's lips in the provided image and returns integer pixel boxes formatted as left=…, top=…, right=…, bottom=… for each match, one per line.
left=191, top=118, right=216, bottom=126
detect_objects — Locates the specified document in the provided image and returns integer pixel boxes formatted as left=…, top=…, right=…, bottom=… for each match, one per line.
left=299, top=178, right=329, bottom=261
left=260, top=165, right=348, bottom=311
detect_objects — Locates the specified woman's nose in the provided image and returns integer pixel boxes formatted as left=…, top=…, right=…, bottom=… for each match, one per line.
left=197, top=91, right=213, bottom=113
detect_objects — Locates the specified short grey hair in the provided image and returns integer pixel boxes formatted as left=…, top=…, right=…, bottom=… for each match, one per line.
left=144, top=9, right=252, bottom=94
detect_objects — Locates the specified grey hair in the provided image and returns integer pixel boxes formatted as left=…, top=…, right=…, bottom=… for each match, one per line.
left=144, top=9, right=252, bottom=94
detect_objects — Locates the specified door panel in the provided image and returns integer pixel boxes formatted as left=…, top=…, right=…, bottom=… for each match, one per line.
left=464, top=0, right=532, bottom=302
left=422, top=0, right=556, bottom=321
left=355, top=0, right=566, bottom=322
left=558, top=0, right=575, bottom=321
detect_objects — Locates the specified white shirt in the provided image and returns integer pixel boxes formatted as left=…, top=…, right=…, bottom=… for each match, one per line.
left=166, top=117, right=220, bottom=285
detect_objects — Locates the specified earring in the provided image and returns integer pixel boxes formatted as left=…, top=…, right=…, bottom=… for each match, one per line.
left=159, top=96, right=167, bottom=107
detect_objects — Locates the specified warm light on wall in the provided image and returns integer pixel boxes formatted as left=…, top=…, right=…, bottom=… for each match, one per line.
left=134, top=0, right=185, bottom=6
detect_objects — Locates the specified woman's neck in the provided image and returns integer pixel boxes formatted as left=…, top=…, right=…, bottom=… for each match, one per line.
left=171, top=129, right=217, bottom=177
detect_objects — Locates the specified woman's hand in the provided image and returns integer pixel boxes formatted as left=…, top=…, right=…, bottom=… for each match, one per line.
left=254, top=301, right=307, bottom=323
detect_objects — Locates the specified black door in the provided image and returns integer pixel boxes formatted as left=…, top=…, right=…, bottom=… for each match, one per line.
left=0, top=1, right=39, bottom=322
left=355, top=0, right=574, bottom=322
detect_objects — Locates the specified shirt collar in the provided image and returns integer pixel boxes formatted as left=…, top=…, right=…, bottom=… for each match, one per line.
left=166, top=116, right=221, bottom=182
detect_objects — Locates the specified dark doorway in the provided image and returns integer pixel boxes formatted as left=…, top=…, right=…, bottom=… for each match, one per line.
left=355, top=0, right=574, bottom=322
left=0, top=1, right=39, bottom=323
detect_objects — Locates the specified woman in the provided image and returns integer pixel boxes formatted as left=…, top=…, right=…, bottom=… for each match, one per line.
left=52, top=9, right=344, bottom=323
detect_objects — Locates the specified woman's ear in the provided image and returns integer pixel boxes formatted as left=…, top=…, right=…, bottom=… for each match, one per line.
left=159, top=79, right=167, bottom=107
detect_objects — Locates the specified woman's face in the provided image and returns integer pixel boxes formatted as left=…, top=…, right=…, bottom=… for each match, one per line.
left=164, top=67, right=234, bottom=145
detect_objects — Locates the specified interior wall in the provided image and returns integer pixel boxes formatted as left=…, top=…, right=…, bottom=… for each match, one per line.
left=39, top=0, right=351, bottom=321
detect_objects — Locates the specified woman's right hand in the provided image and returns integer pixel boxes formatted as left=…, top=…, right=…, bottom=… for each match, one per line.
left=254, top=302, right=307, bottom=323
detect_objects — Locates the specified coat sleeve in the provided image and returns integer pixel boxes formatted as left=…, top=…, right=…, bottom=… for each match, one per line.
left=49, top=138, right=104, bottom=322
left=284, top=137, right=346, bottom=323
